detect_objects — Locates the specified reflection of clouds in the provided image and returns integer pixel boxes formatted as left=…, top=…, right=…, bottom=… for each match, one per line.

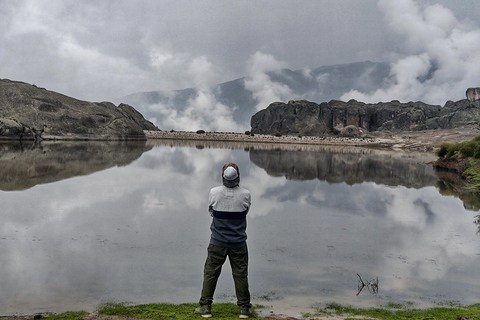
left=143, top=190, right=166, bottom=211
left=242, top=166, right=287, bottom=218
left=386, top=187, right=431, bottom=229
left=372, top=185, right=479, bottom=292
left=307, top=186, right=326, bottom=204
left=137, top=146, right=236, bottom=210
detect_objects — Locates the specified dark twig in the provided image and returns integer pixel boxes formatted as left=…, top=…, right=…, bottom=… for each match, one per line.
left=356, top=273, right=378, bottom=296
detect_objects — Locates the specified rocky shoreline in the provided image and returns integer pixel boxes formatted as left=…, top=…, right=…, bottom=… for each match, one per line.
left=144, top=128, right=480, bottom=153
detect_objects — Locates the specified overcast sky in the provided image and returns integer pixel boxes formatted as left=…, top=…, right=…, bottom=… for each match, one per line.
left=1, top=0, right=480, bottom=104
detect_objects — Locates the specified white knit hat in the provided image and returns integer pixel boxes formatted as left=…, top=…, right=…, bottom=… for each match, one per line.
left=223, top=166, right=239, bottom=180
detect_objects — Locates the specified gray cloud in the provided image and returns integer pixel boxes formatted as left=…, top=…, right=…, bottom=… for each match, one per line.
left=1, top=0, right=479, bottom=105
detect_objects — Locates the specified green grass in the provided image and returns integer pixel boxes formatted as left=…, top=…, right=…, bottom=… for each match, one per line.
left=464, top=158, right=480, bottom=190
left=40, top=311, right=89, bottom=320
left=97, top=302, right=257, bottom=320
left=13, top=302, right=480, bottom=320
left=314, top=302, right=480, bottom=320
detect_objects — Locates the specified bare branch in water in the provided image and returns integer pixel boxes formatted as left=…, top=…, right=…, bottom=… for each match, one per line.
left=357, top=273, right=378, bottom=296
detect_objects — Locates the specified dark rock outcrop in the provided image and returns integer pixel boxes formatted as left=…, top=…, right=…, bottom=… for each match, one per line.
left=466, top=87, right=480, bottom=102
left=117, top=103, right=159, bottom=131
left=250, top=99, right=480, bottom=136
left=0, top=79, right=159, bottom=140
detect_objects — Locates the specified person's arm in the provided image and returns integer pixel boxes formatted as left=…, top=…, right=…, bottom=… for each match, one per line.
left=208, top=190, right=214, bottom=216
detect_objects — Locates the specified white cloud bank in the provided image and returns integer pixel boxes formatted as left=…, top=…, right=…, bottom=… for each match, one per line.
left=147, top=55, right=242, bottom=132
left=147, top=51, right=293, bottom=131
left=341, top=0, right=480, bottom=104
left=155, top=89, right=241, bottom=132
left=244, top=51, right=293, bottom=111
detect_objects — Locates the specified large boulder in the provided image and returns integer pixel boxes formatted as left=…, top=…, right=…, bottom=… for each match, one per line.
left=466, top=87, right=480, bottom=102
left=250, top=98, right=480, bottom=136
left=0, top=79, right=159, bottom=140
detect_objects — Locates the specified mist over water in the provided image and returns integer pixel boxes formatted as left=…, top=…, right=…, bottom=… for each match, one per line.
left=0, top=141, right=479, bottom=316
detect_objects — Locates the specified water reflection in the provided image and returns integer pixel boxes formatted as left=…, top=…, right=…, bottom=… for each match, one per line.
left=150, top=138, right=480, bottom=211
left=249, top=147, right=437, bottom=188
left=434, top=169, right=480, bottom=211
left=0, top=140, right=479, bottom=316
left=0, top=141, right=151, bottom=191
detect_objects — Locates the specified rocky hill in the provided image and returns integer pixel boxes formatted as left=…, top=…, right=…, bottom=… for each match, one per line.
left=250, top=98, right=480, bottom=137
left=0, top=79, right=158, bottom=141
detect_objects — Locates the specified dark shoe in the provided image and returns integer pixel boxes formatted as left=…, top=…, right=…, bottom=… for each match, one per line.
left=195, top=305, right=212, bottom=318
left=239, top=308, right=255, bottom=318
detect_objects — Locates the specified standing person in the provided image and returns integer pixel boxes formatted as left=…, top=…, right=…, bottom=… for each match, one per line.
left=195, top=162, right=254, bottom=318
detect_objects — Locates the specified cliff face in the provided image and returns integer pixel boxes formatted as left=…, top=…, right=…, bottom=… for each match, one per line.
left=0, top=79, right=158, bottom=141
left=250, top=98, right=480, bottom=136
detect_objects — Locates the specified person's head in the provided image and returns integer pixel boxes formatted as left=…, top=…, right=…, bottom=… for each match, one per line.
left=222, top=162, right=240, bottom=188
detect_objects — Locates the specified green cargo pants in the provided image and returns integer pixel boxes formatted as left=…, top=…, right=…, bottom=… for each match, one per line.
left=199, top=243, right=252, bottom=308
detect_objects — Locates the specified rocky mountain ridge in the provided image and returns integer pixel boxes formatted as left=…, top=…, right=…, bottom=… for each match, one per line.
left=251, top=97, right=480, bottom=137
left=0, top=79, right=158, bottom=141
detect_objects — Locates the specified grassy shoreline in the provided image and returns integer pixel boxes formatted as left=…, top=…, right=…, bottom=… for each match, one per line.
left=3, top=302, right=480, bottom=320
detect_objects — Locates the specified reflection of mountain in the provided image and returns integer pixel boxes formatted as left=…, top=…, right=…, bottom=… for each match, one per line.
left=250, top=147, right=438, bottom=188
left=0, top=141, right=152, bottom=191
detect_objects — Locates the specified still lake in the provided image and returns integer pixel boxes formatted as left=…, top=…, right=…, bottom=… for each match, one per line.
left=0, top=139, right=479, bottom=316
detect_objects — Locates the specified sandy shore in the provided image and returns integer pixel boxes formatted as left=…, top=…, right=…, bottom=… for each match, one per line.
left=145, top=128, right=480, bottom=153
